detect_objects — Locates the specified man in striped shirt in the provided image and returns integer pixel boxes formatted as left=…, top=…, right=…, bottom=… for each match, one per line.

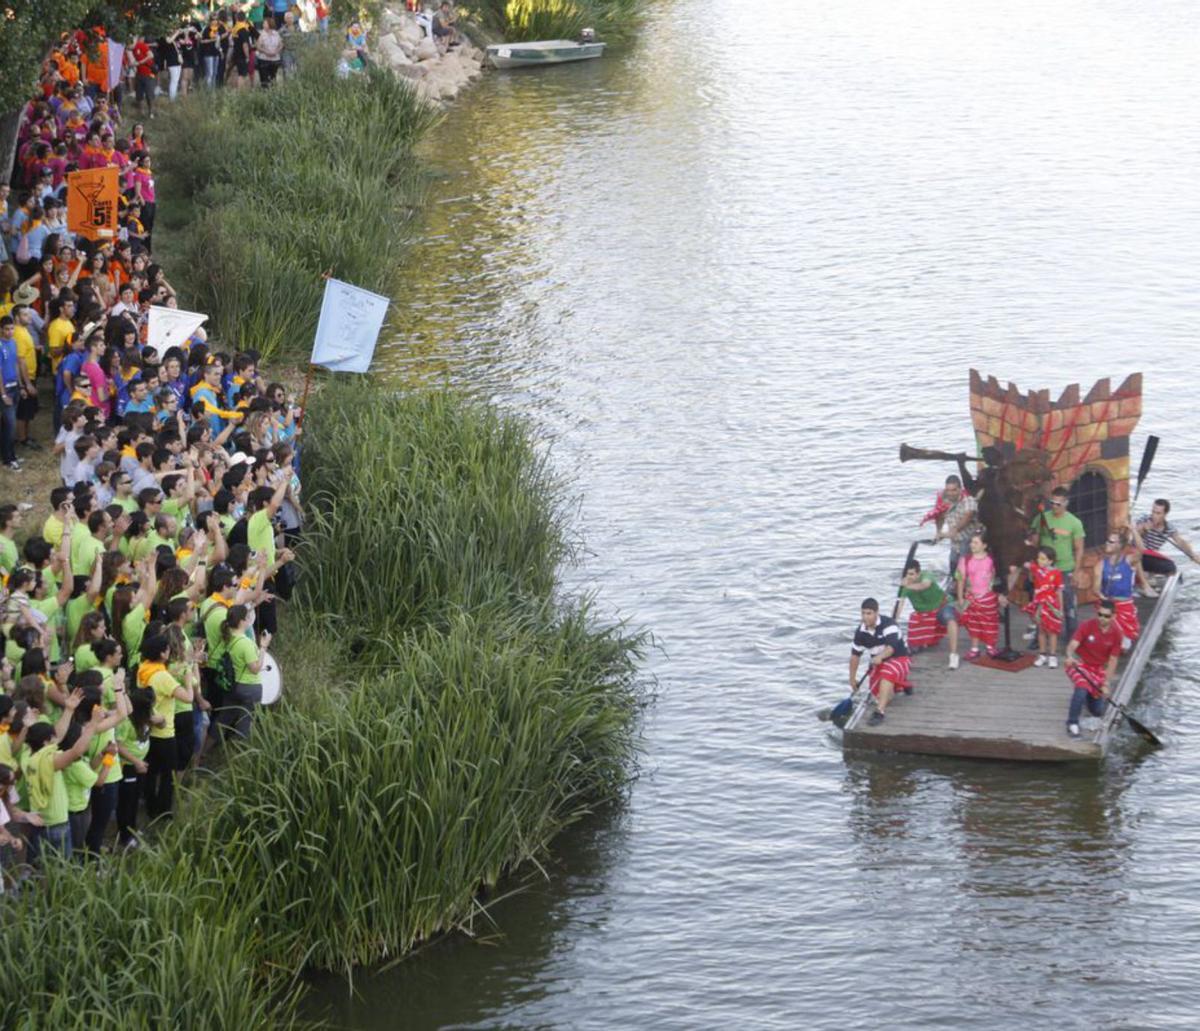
left=1133, top=499, right=1199, bottom=577
left=850, top=598, right=913, bottom=726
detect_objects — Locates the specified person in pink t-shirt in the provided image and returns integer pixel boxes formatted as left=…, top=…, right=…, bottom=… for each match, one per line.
left=956, top=532, right=1000, bottom=659
left=79, top=333, right=111, bottom=420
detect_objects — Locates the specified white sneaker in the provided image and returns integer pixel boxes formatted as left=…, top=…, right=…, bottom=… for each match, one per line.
left=1067, top=722, right=1081, bottom=738
left=1048, top=655, right=1058, bottom=669
left=948, top=653, right=959, bottom=670
left=1034, top=654, right=1048, bottom=667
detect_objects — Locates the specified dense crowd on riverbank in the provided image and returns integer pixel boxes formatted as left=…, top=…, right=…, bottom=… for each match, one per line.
left=0, top=10, right=644, bottom=1025
left=0, top=29, right=304, bottom=872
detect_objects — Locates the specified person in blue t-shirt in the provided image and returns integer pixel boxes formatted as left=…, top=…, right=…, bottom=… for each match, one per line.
left=0, top=316, right=34, bottom=469
left=55, top=329, right=88, bottom=413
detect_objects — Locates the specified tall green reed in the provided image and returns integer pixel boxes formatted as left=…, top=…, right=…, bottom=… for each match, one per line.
left=181, top=608, right=641, bottom=975
left=470, top=0, right=645, bottom=42
left=155, top=48, right=439, bottom=362
left=0, top=849, right=300, bottom=1029
left=297, top=381, right=570, bottom=641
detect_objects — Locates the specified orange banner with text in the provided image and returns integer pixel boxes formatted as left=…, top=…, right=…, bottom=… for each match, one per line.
left=67, top=167, right=119, bottom=242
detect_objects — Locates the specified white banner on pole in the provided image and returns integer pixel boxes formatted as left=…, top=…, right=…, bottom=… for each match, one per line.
left=147, top=306, right=207, bottom=360
left=310, top=277, right=389, bottom=374
left=106, top=42, right=125, bottom=94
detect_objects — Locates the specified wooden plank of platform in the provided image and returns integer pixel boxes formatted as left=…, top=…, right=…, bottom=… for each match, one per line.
left=842, top=576, right=1179, bottom=762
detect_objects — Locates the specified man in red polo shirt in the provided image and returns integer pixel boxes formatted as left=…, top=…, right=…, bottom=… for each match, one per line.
left=131, top=34, right=158, bottom=119
left=1063, top=599, right=1122, bottom=738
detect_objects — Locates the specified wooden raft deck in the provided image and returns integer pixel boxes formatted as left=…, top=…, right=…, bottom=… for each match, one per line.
left=843, top=573, right=1181, bottom=762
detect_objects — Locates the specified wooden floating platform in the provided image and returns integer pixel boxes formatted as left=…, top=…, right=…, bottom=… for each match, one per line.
left=843, top=573, right=1181, bottom=762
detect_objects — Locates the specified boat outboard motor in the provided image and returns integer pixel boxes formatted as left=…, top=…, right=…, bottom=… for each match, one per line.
left=580, top=27, right=596, bottom=43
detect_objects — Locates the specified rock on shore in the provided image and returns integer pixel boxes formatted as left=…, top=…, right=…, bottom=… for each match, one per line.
left=375, top=4, right=485, bottom=104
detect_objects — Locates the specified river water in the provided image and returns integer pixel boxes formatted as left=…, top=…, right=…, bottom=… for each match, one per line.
left=317, top=0, right=1200, bottom=1026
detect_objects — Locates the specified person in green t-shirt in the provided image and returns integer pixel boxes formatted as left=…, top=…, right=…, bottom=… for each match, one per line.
left=115, top=685, right=155, bottom=849
left=70, top=510, right=111, bottom=578
left=107, top=470, right=139, bottom=514
left=74, top=670, right=129, bottom=853
left=21, top=692, right=103, bottom=860
left=160, top=470, right=195, bottom=531
left=900, top=560, right=961, bottom=668
left=111, top=556, right=157, bottom=669
left=72, top=610, right=108, bottom=672
left=166, top=601, right=209, bottom=771
left=1027, top=485, right=1085, bottom=640
left=219, top=604, right=270, bottom=741
left=60, top=719, right=117, bottom=852
left=0, top=503, right=21, bottom=575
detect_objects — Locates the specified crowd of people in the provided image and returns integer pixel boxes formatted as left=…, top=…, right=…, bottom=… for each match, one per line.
left=849, top=475, right=1198, bottom=738
left=0, top=26, right=303, bottom=875
left=18, top=2, right=334, bottom=133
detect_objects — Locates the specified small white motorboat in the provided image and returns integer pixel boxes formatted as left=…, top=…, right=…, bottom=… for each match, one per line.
left=486, top=38, right=606, bottom=69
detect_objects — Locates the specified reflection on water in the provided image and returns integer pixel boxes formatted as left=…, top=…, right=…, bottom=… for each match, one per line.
left=318, top=0, right=1200, bottom=1026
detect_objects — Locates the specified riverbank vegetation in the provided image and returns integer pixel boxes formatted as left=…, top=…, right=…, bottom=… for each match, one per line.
left=156, top=48, right=438, bottom=362
left=474, top=0, right=644, bottom=42
left=0, top=27, right=645, bottom=1028
left=0, top=385, right=643, bottom=1026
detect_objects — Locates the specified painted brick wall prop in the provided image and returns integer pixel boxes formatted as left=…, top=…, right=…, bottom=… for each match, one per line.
left=967, top=369, right=1143, bottom=605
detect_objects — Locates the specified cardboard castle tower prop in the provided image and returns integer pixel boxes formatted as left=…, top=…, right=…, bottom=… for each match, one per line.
left=968, top=368, right=1142, bottom=602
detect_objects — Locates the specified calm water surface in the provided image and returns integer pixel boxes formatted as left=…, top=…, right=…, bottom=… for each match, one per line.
left=317, top=0, right=1200, bottom=1025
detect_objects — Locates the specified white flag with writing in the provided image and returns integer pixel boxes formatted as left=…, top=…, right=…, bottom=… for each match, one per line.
left=147, top=306, right=207, bottom=360
left=310, top=278, right=390, bottom=374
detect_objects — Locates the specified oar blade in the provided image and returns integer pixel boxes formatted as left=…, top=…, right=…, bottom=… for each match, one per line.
left=829, top=697, right=853, bottom=728
left=1119, top=707, right=1163, bottom=748
left=1134, top=434, right=1159, bottom=503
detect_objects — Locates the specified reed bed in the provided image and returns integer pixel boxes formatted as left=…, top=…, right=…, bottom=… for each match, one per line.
left=0, top=850, right=299, bottom=1029
left=472, top=0, right=645, bottom=42
left=155, top=48, right=439, bottom=361
left=180, top=607, right=641, bottom=975
left=0, top=381, right=643, bottom=1025
left=297, top=382, right=569, bottom=640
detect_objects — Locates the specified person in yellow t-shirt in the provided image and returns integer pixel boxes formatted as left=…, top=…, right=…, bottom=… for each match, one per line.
left=47, top=295, right=76, bottom=374
left=11, top=305, right=39, bottom=448
left=137, top=633, right=195, bottom=821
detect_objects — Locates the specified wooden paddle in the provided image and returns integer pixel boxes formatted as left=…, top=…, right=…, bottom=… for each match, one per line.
left=1072, top=665, right=1162, bottom=747
left=1133, top=434, right=1159, bottom=504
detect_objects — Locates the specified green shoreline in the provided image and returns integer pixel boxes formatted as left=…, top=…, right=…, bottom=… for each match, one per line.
left=0, top=46, right=645, bottom=1030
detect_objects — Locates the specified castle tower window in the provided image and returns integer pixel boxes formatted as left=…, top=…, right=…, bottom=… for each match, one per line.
left=1068, top=471, right=1109, bottom=549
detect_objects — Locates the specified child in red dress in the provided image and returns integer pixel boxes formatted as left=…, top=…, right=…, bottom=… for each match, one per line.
left=1024, top=546, right=1064, bottom=668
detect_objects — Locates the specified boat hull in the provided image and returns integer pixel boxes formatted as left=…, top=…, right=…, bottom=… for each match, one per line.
left=486, top=41, right=606, bottom=69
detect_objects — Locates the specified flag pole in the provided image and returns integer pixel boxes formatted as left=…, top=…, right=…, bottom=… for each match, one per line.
left=298, top=269, right=335, bottom=427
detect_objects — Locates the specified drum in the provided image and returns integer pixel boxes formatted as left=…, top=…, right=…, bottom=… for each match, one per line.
left=260, top=649, right=282, bottom=705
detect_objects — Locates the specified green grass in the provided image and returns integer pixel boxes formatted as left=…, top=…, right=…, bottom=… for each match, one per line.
left=155, top=47, right=439, bottom=362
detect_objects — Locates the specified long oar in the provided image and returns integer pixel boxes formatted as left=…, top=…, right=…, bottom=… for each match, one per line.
left=822, top=541, right=923, bottom=727
left=1073, top=665, right=1162, bottom=747
left=1133, top=434, right=1160, bottom=504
